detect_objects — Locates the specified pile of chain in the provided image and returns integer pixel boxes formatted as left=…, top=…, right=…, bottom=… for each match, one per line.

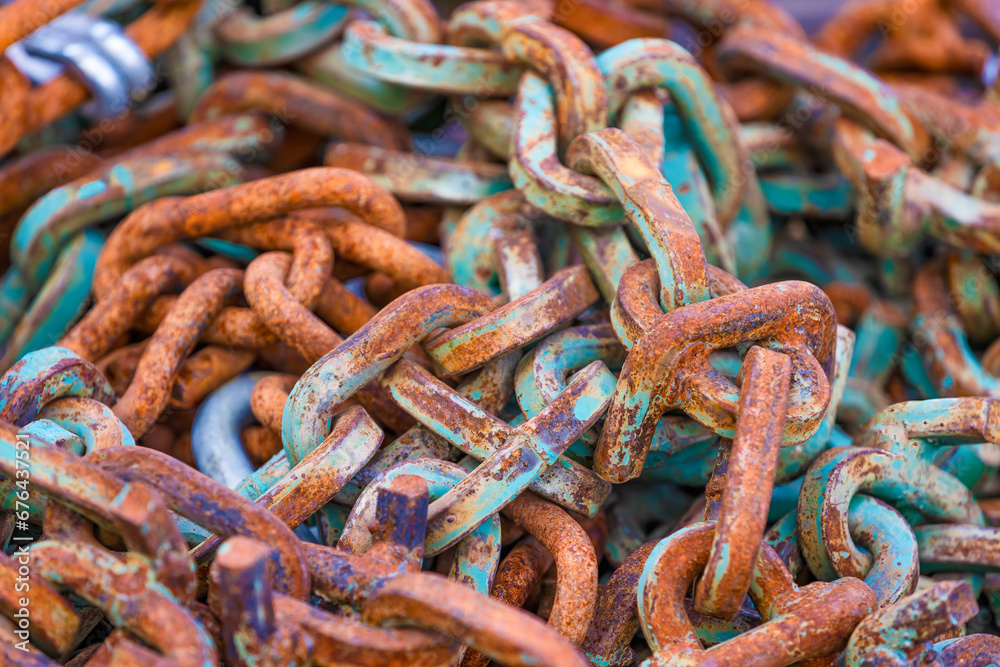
left=4, top=0, right=1000, bottom=664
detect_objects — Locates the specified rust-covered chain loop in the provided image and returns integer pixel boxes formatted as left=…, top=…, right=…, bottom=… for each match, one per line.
left=695, top=346, right=792, bottom=620
left=638, top=521, right=876, bottom=666
left=596, top=277, right=837, bottom=482
left=6, top=0, right=1000, bottom=662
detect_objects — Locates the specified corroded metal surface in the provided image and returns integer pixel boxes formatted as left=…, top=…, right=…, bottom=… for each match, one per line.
left=5, top=1, right=1000, bottom=663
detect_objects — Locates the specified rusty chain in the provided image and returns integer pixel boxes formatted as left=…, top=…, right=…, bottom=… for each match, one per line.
left=3, top=0, right=1000, bottom=665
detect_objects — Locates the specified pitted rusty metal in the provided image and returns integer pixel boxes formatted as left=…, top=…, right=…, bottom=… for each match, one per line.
left=797, top=442, right=985, bottom=606
left=0, top=420, right=130, bottom=524
left=0, top=346, right=115, bottom=427
left=583, top=535, right=768, bottom=666
left=349, top=0, right=443, bottom=44
left=596, top=38, right=750, bottom=226
left=566, top=128, right=710, bottom=313
left=294, top=49, right=434, bottom=116
left=513, top=321, right=630, bottom=463
left=250, top=373, right=300, bottom=437
left=36, top=397, right=135, bottom=454
left=91, top=167, right=406, bottom=297
left=695, top=346, right=791, bottom=620
left=1, top=634, right=58, bottom=666
left=243, top=251, right=413, bottom=433
left=0, top=551, right=80, bottom=658
left=241, top=425, right=282, bottom=468
left=88, top=445, right=311, bottom=600
left=338, top=458, right=502, bottom=594
left=826, top=401, right=1000, bottom=582
left=855, top=397, right=1000, bottom=454
left=207, top=478, right=432, bottom=667
left=845, top=579, right=981, bottom=666
left=223, top=541, right=370, bottom=667
left=58, top=254, right=201, bottom=362
left=363, top=572, right=591, bottom=667
left=246, top=377, right=386, bottom=517
left=492, top=225, right=545, bottom=302
left=92, top=342, right=256, bottom=433
left=349, top=0, right=542, bottom=99
left=638, top=521, right=876, bottom=667
left=399, top=359, right=613, bottom=553
left=134, top=217, right=334, bottom=350
left=581, top=540, right=657, bottom=667
left=460, top=535, right=552, bottom=667
left=0, top=424, right=204, bottom=619
left=8, top=0, right=1000, bottom=660
left=281, top=283, right=496, bottom=464
left=423, top=265, right=599, bottom=377
left=516, top=322, right=626, bottom=417
left=610, top=258, right=746, bottom=349
left=171, top=346, right=258, bottom=411
left=209, top=536, right=313, bottom=667
left=313, top=275, right=379, bottom=335
left=111, top=268, right=243, bottom=438
left=205, top=404, right=382, bottom=551
left=502, top=16, right=608, bottom=155
left=635, top=95, right=741, bottom=276
left=380, top=359, right=612, bottom=517
left=772, top=325, right=854, bottom=487
left=492, top=536, right=552, bottom=606
left=304, top=473, right=429, bottom=607
left=295, top=208, right=449, bottom=290
left=500, top=492, right=598, bottom=646
left=29, top=539, right=218, bottom=667
left=458, top=99, right=519, bottom=161
left=445, top=189, right=533, bottom=296
left=616, top=89, right=667, bottom=173
left=505, top=32, right=752, bottom=229
left=916, top=522, right=1000, bottom=575
left=506, top=32, right=619, bottom=225
left=338, top=351, right=519, bottom=504
left=596, top=277, right=836, bottom=483
left=272, top=590, right=459, bottom=666
left=244, top=252, right=347, bottom=362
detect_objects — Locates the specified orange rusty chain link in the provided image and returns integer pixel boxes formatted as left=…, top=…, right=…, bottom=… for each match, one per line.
left=6, top=0, right=1000, bottom=665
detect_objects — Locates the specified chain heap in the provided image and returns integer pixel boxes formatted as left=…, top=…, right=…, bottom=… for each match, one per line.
left=4, top=0, right=1000, bottom=665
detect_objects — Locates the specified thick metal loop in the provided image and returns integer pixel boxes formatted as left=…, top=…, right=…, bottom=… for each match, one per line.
left=638, top=521, right=875, bottom=666
left=596, top=279, right=836, bottom=482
